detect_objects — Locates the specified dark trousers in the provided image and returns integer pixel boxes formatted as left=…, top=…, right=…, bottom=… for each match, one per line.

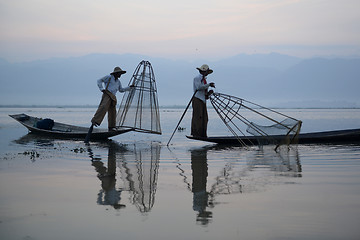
left=191, top=97, right=208, bottom=137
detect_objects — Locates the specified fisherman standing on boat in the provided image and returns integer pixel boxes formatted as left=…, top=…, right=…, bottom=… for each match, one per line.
left=191, top=64, right=215, bottom=138
left=91, top=67, right=134, bottom=131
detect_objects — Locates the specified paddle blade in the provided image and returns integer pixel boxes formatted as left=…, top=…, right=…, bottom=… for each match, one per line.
left=84, top=124, right=94, bottom=143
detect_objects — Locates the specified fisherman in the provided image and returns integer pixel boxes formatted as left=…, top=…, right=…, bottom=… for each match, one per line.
left=191, top=64, right=215, bottom=138
left=91, top=66, right=134, bottom=131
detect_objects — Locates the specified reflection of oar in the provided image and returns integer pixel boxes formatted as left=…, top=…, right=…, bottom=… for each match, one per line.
left=167, top=91, right=197, bottom=146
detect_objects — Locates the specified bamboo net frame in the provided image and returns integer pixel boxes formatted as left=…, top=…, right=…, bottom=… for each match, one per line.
left=116, top=61, right=161, bottom=135
left=209, top=92, right=302, bottom=149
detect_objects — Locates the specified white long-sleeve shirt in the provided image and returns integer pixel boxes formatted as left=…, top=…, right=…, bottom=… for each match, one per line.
left=193, top=74, right=210, bottom=103
left=97, top=75, right=131, bottom=96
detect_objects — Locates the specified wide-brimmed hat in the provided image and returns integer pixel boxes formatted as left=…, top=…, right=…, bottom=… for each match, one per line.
left=196, top=64, right=213, bottom=74
left=111, top=66, right=126, bottom=75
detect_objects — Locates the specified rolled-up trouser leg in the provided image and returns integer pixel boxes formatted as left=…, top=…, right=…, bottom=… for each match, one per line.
left=91, top=93, right=112, bottom=126
left=108, top=101, right=117, bottom=129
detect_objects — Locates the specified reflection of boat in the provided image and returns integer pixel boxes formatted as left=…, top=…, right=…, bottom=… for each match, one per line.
left=10, top=113, right=133, bottom=140
left=13, top=133, right=57, bottom=147
left=187, top=128, right=360, bottom=145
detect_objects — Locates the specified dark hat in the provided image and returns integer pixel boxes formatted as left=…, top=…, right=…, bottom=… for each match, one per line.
left=111, top=66, right=126, bottom=74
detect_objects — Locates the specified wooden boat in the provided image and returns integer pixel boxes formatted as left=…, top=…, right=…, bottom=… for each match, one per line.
left=187, top=128, right=360, bottom=145
left=10, top=113, right=134, bottom=140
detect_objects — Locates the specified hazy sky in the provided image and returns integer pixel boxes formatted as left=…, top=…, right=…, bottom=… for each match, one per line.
left=1, top=0, right=360, bottom=62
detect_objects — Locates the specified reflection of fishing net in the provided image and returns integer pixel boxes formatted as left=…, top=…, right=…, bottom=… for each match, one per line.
left=209, top=146, right=302, bottom=195
left=116, top=61, right=161, bottom=134
left=209, top=92, right=302, bottom=149
left=117, top=143, right=161, bottom=213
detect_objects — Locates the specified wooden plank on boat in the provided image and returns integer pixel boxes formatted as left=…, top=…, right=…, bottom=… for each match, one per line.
left=186, top=128, right=360, bottom=145
left=10, top=113, right=134, bottom=140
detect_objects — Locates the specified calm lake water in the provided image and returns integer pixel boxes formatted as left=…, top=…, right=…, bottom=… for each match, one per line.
left=1, top=107, right=360, bottom=240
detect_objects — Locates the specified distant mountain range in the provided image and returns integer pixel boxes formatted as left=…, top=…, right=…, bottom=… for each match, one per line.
left=0, top=53, right=359, bottom=108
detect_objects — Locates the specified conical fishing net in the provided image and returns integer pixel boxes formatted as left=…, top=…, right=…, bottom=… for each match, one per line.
left=209, top=92, right=302, bottom=148
left=116, top=61, right=161, bottom=134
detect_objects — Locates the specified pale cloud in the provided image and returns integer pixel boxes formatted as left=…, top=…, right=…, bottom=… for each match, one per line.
left=0, top=0, right=359, bottom=61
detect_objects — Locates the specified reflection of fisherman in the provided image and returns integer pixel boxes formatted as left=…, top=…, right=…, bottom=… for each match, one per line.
left=90, top=144, right=125, bottom=210
left=91, top=67, right=134, bottom=131
left=191, top=64, right=215, bottom=138
left=191, top=148, right=213, bottom=225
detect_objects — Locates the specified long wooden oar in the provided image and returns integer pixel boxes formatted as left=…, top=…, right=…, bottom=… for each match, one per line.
left=167, top=91, right=197, bottom=146
left=84, top=123, right=94, bottom=144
